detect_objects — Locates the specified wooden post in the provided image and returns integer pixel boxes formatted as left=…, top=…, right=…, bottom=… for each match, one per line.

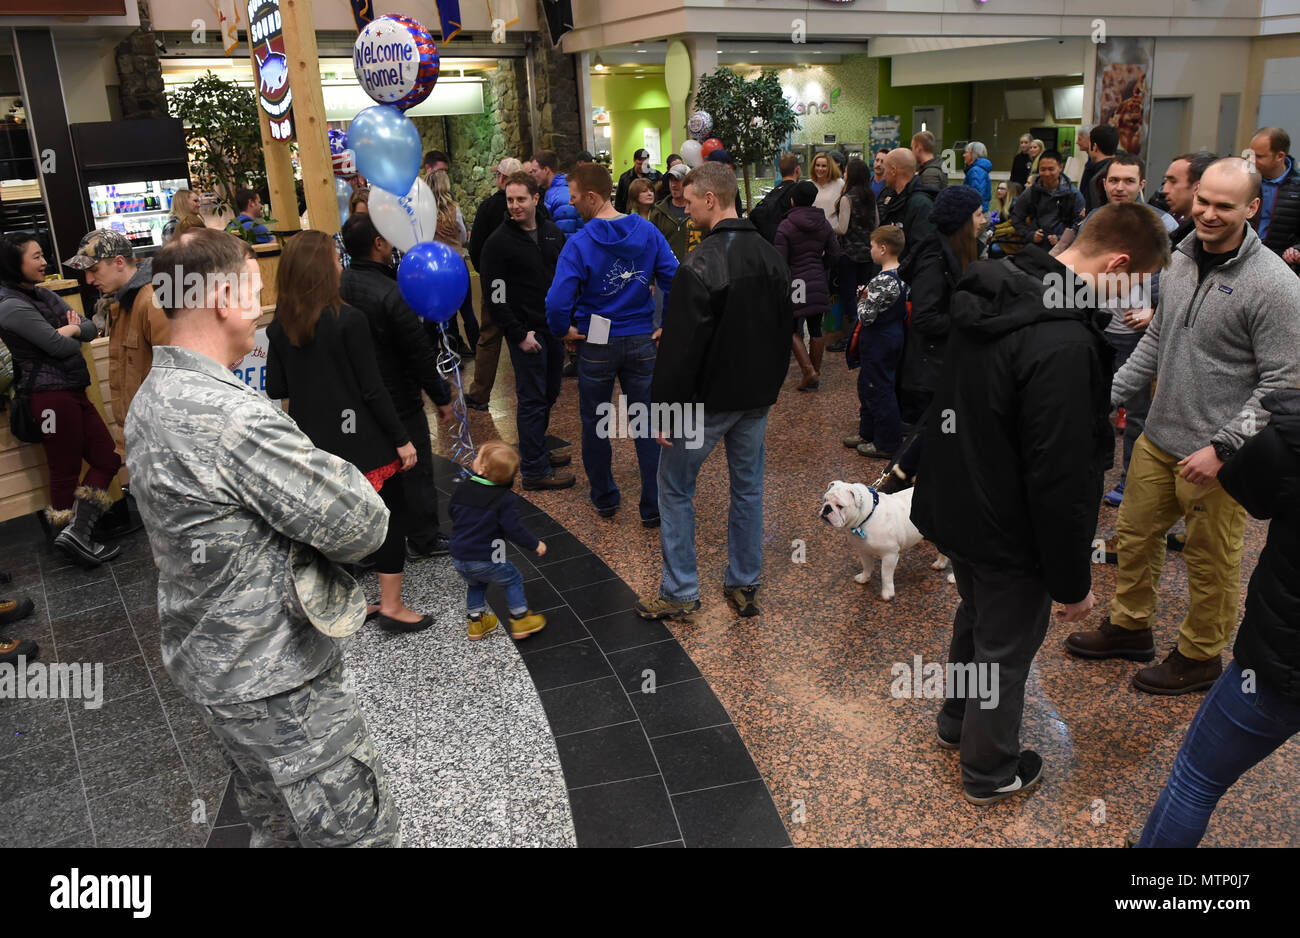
left=246, top=28, right=299, bottom=231
left=280, top=0, right=338, bottom=234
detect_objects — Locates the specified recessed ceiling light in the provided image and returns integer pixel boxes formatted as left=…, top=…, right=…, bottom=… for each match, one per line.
left=812, top=50, right=823, bottom=54
left=716, top=49, right=724, bottom=54
left=748, top=49, right=758, bottom=54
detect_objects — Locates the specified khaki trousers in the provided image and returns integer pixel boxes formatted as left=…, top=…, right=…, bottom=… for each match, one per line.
left=1110, top=434, right=1246, bottom=660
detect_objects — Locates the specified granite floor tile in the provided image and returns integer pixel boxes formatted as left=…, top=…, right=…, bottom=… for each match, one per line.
left=67, top=687, right=168, bottom=750
left=529, top=530, right=591, bottom=565
left=40, top=562, right=114, bottom=596
left=118, top=578, right=159, bottom=613
left=631, top=677, right=734, bottom=738
left=58, top=626, right=143, bottom=669
left=178, top=730, right=232, bottom=786
left=521, top=638, right=613, bottom=692
left=608, top=640, right=702, bottom=692
left=566, top=774, right=680, bottom=849
left=88, top=767, right=198, bottom=847
left=585, top=608, right=674, bottom=654
left=125, top=820, right=211, bottom=848
left=513, top=605, right=590, bottom=654
left=0, top=736, right=80, bottom=803
left=0, top=698, right=71, bottom=755
left=48, top=602, right=132, bottom=648
left=555, top=721, right=658, bottom=789
left=47, top=589, right=124, bottom=623
left=563, top=579, right=640, bottom=621
left=43, top=829, right=96, bottom=848
left=213, top=776, right=244, bottom=827
left=652, top=724, right=763, bottom=795
left=485, top=576, right=564, bottom=617
left=540, top=675, right=637, bottom=737
left=672, top=779, right=791, bottom=848
left=78, top=726, right=189, bottom=800
left=206, top=824, right=252, bottom=848
left=537, top=553, right=618, bottom=592
left=1, top=780, right=92, bottom=849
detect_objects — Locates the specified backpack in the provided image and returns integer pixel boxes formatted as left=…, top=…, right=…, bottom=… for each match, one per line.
left=750, top=180, right=795, bottom=243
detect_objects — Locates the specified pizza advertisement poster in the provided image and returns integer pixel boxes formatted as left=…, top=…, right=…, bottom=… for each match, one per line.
left=1093, top=37, right=1154, bottom=164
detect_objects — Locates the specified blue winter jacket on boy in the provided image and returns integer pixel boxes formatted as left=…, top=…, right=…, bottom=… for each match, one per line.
left=544, top=174, right=584, bottom=236
left=545, top=213, right=678, bottom=339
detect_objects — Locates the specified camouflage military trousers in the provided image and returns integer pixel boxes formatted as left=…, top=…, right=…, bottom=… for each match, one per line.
left=197, top=662, right=401, bottom=847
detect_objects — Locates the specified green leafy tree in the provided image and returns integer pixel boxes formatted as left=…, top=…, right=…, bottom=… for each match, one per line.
left=693, top=68, right=799, bottom=208
left=168, top=72, right=267, bottom=214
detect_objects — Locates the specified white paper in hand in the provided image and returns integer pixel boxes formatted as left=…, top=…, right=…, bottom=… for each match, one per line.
left=586, top=314, right=611, bottom=345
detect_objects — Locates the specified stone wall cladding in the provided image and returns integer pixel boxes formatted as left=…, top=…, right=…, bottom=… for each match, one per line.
left=116, top=0, right=168, bottom=119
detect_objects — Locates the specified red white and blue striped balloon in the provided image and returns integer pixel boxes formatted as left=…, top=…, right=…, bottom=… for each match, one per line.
left=353, top=14, right=440, bottom=112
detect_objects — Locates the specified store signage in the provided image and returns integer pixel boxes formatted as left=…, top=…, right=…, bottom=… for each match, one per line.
left=232, top=328, right=270, bottom=396
left=782, top=83, right=841, bottom=116
left=247, top=0, right=295, bottom=141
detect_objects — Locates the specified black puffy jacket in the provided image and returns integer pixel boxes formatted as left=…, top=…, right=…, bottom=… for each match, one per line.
left=651, top=218, right=792, bottom=412
left=877, top=177, right=936, bottom=270
left=1253, top=158, right=1300, bottom=273
left=899, top=234, right=963, bottom=395
left=911, top=245, right=1115, bottom=604
left=1217, top=389, right=1300, bottom=701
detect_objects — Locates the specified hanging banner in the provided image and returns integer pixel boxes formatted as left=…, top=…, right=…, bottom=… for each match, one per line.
left=869, top=115, right=900, bottom=153
left=434, top=0, right=462, bottom=42
left=248, top=0, right=296, bottom=141
left=487, top=0, right=520, bottom=29
left=348, top=0, right=375, bottom=33
left=1094, top=37, right=1154, bottom=165
left=214, top=0, right=242, bottom=54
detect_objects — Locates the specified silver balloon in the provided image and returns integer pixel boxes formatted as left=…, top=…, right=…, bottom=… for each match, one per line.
left=435, top=324, right=476, bottom=469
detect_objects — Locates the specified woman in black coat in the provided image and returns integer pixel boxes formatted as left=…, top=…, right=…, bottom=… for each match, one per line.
left=882, top=185, right=984, bottom=492
left=1137, top=389, right=1300, bottom=847
left=775, top=181, right=840, bottom=391
left=265, top=230, right=429, bottom=633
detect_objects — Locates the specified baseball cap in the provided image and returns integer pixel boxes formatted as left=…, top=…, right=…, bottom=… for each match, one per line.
left=496, top=157, right=523, bottom=176
left=64, top=229, right=133, bottom=270
left=634, top=148, right=650, bottom=160
left=706, top=148, right=733, bottom=164
left=667, top=163, right=690, bottom=180
left=576, top=150, right=595, bottom=163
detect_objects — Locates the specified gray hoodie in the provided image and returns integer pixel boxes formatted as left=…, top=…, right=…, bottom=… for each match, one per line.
left=1111, top=224, right=1300, bottom=459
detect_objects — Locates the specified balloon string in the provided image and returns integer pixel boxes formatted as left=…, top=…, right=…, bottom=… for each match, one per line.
left=436, top=323, right=476, bottom=470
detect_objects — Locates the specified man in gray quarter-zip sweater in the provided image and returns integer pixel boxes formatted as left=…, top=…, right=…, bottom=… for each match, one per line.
left=1067, top=158, right=1300, bottom=695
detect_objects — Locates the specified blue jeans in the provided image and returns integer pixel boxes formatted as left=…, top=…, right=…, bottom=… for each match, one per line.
left=658, top=407, right=769, bottom=602
left=1137, top=659, right=1300, bottom=847
left=576, top=334, right=660, bottom=521
left=453, top=558, right=527, bottom=616
left=508, top=331, right=564, bottom=481
left=857, top=321, right=904, bottom=452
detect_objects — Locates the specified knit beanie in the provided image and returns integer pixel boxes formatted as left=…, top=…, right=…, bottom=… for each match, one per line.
left=706, top=148, right=733, bottom=165
left=930, top=185, right=983, bottom=235
left=791, top=181, right=818, bottom=207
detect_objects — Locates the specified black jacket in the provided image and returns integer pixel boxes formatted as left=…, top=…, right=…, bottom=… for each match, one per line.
left=1010, top=151, right=1032, bottom=187
left=1084, top=156, right=1114, bottom=213
left=338, top=260, right=451, bottom=417
left=1011, top=175, right=1085, bottom=241
left=1218, top=388, right=1300, bottom=701
left=265, top=304, right=409, bottom=474
left=911, top=245, right=1115, bottom=603
left=0, top=284, right=95, bottom=393
left=1253, top=158, right=1300, bottom=271
left=615, top=166, right=663, bottom=215
left=468, top=189, right=506, bottom=272
left=448, top=475, right=540, bottom=562
left=899, top=234, right=962, bottom=395
left=651, top=218, right=792, bottom=412
left=877, top=177, right=936, bottom=270
left=749, top=178, right=798, bottom=243
left=478, top=216, right=566, bottom=346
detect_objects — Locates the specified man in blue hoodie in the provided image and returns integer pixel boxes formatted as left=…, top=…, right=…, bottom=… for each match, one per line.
left=545, top=162, right=679, bottom=523
left=531, top=150, right=583, bottom=237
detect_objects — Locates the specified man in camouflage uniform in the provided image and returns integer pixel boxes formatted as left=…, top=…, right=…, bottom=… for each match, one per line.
left=125, top=228, right=400, bottom=847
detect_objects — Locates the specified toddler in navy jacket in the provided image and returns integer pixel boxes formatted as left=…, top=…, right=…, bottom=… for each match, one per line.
left=449, top=441, right=548, bottom=641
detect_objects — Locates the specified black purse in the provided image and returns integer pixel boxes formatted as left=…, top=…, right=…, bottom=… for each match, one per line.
left=8, top=358, right=43, bottom=443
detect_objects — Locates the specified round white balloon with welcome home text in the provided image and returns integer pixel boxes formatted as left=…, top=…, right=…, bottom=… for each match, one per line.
left=353, top=17, right=425, bottom=107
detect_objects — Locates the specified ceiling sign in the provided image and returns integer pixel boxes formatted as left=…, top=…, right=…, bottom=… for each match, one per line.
left=247, top=0, right=295, bottom=141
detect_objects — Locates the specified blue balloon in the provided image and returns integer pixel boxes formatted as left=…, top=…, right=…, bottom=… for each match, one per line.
left=348, top=105, right=422, bottom=196
left=335, top=176, right=351, bottom=227
left=397, top=241, right=468, bottom=323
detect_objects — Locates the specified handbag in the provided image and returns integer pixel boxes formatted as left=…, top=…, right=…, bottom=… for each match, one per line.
left=8, top=358, right=43, bottom=443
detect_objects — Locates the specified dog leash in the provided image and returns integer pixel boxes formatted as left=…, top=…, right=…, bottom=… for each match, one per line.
left=850, top=488, right=881, bottom=539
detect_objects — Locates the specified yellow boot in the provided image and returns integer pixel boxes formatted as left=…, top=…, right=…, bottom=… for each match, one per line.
left=467, top=612, right=499, bottom=641
left=509, top=610, right=546, bottom=640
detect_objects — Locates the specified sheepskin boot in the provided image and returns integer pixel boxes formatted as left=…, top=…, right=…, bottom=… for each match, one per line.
left=53, top=486, right=121, bottom=567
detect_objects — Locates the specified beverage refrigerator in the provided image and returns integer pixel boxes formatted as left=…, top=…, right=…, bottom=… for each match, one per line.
left=70, top=118, right=191, bottom=256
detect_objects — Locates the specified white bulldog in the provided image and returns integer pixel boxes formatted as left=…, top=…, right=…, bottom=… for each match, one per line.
left=820, top=480, right=954, bottom=601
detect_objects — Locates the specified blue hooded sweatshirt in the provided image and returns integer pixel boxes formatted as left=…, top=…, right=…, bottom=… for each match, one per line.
left=545, top=213, right=678, bottom=339
left=544, top=173, right=583, bottom=236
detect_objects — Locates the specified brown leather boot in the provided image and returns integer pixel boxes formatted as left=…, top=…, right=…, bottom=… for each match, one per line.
left=1132, top=648, right=1222, bottom=695
left=1065, top=617, right=1156, bottom=661
left=522, top=471, right=576, bottom=491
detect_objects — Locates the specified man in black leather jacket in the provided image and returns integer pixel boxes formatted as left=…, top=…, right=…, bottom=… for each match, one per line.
left=635, top=163, right=793, bottom=621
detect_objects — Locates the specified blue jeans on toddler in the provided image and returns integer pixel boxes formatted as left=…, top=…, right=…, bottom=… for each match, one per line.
left=453, top=558, right=528, bottom=617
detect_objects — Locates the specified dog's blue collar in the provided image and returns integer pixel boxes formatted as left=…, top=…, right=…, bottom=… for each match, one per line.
left=850, top=488, right=880, bottom=539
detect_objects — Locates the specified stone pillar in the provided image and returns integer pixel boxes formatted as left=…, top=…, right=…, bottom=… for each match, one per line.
left=114, top=0, right=167, bottom=119
left=532, top=0, right=582, bottom=165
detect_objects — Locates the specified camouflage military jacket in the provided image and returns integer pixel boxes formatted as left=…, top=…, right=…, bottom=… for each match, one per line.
left=124, top=345, right=390, bottom=705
